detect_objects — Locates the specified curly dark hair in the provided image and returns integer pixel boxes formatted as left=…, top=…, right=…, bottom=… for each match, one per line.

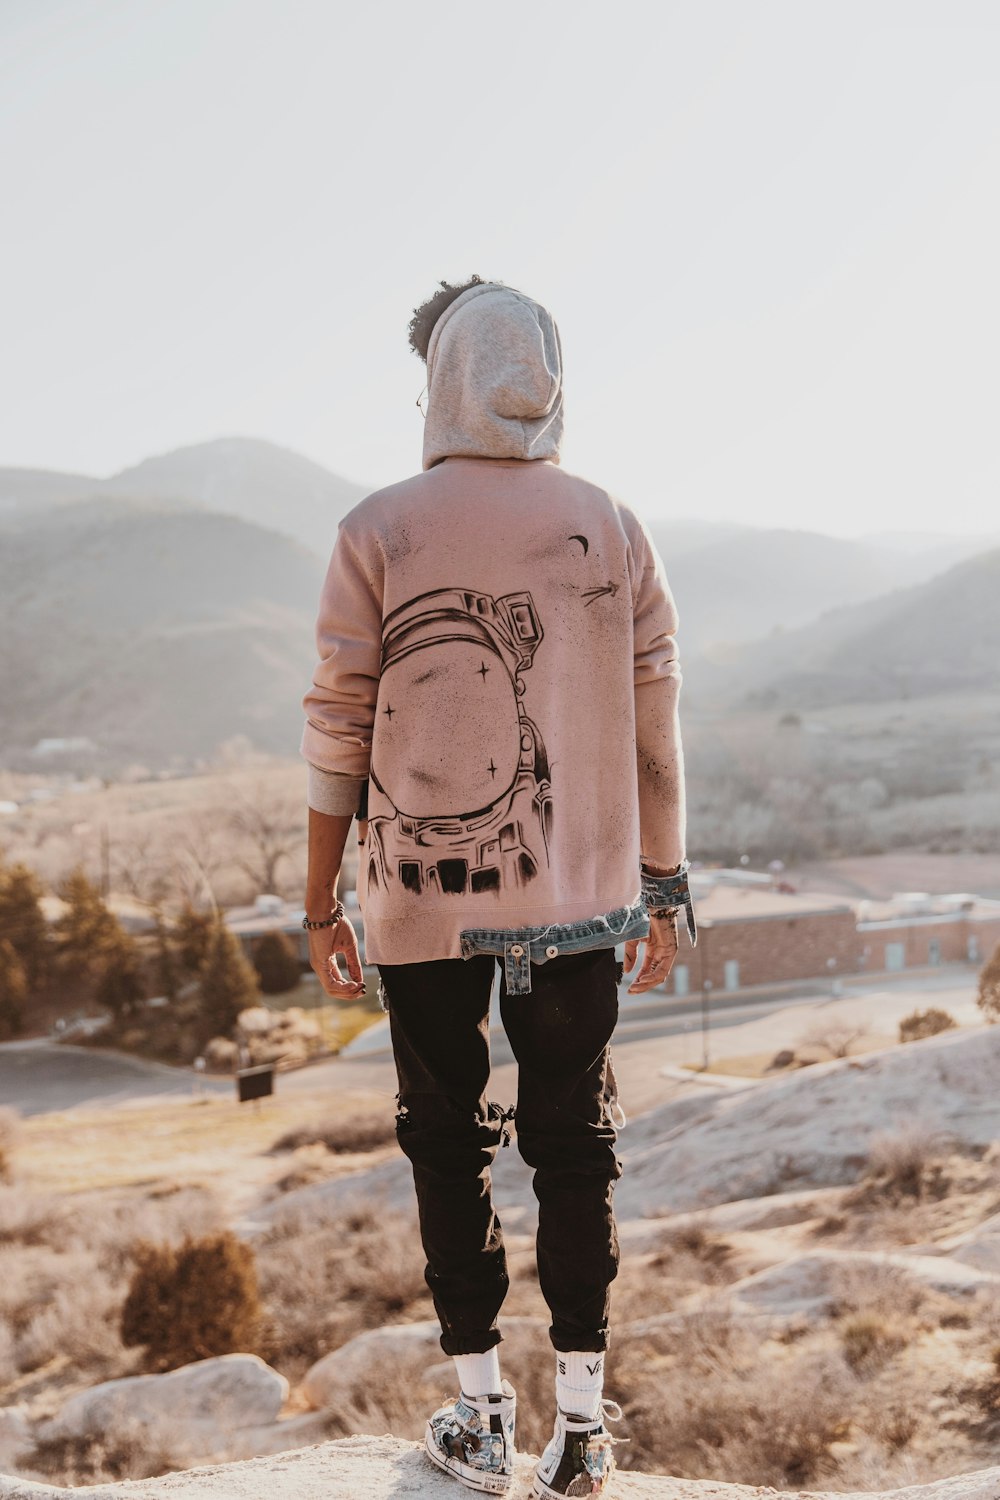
left=407, top=275, right=507, bottom=362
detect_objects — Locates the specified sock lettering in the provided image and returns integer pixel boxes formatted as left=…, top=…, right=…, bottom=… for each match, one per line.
left=586, top=1358, right=603, bottom=1376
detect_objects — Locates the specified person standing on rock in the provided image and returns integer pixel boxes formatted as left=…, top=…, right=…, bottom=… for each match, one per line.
left=299, top=276, right=697, bottom=1497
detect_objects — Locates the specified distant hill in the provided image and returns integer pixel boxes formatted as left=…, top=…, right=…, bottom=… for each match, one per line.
left=0, top=467, right=118, bottom=520
left=658, top=527, right=998, bottom=656
left=695, top=547, right=1000, bottom=708
left=0, top=501, right=326, bottom=767
left=107, top=437, right=369, bottom=556
left=0, top=438, right=370, bottom=557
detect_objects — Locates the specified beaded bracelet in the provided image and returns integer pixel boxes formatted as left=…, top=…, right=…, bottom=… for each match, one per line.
left=302, top=898, right=346, bottom=931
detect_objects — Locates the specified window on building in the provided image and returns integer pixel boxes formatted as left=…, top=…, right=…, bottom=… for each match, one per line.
left=928, top=938, right=941, bottom=966
left=724, top=959, right=740, bottom=991
left=673, top=964, right=689, bottom=997
left=968, top=935, right=980, bottom=963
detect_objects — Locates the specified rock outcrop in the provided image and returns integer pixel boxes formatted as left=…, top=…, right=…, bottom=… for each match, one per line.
left=3, top=1434, right=1000, bottom=1499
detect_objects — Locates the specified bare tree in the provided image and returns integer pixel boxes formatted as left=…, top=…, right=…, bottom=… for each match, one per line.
left=219, top=776, right=306, bottom=896
left=799, top=1014, right=870, bottom=1060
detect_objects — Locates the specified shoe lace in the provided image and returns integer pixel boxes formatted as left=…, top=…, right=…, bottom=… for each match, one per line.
left=585, top=1400, right=628, bottom=1451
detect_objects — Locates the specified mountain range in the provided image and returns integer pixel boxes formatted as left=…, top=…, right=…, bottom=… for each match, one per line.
left=1, top=437, right=996, bottom=768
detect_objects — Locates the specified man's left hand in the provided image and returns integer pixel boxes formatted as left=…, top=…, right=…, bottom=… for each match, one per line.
left=624, top=912, right=679, bottom=994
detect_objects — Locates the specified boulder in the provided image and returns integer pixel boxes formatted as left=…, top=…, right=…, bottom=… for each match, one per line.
left=41, top=1353, right=287, bottom=1444
left=301, top=1316, right=548, bottom=1409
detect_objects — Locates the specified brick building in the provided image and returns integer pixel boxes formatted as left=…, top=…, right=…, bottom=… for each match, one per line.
left=856, top=892, right=1000, bottom=973
left=668, top=874, right=1000, bottom=998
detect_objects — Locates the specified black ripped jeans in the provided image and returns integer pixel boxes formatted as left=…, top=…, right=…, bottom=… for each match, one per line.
left=377, top=947, right=622, bottom=1356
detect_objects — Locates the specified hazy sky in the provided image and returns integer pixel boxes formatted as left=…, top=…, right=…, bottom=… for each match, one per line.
left=2, top=0, right=999, bottom=536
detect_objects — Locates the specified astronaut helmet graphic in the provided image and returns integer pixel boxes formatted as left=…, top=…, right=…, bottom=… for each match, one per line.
left=367, top=587, right=553, bottom=898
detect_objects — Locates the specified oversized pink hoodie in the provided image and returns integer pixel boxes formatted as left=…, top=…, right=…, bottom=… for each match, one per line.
left=300, top=283, right=687, bottom=967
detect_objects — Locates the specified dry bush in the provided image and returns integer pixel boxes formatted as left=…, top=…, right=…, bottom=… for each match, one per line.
left=829, top=1260, right=925, bottom=1323
left=851, top=1122, right=952, bottom=1203
left=16, top=1278, right=127, bottom=1375
left=0, top=1185, right=68, bottom=1246
left=839, top=1311, right=910, bottom=1371
left=616, top=1315, right=854, bottom=1487
left=0, top=1240, right=126, bottom=1377
left=269, top=1115, right=396, bottom=1156
left=255, top=1201, right=429, bottom=1378
left=24, top=1414, right=195, bottom=1486
left=74, top=1184, right=226, bottom=1273
left=0, top=1107, right=19, bottom=1183
left=898, top=1008, right=957, bottom=1044
left=651, top=1219, right=734, bottom=1279
left=798, top=1015, right=870, bottom=1059
left=121, top=1230, right=261, bottom=1371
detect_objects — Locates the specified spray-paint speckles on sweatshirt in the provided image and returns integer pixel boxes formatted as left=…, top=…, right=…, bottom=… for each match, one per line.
left=300, top=282, right=687, bottom=966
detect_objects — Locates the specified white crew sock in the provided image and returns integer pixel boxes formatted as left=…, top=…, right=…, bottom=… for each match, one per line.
left=453, top=1348, right=502, bottom=1399
left=555, top=1350, right=605, bottom=1421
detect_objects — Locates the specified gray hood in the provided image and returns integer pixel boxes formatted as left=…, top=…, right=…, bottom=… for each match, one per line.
left=422, top=283, right=564, bottom=470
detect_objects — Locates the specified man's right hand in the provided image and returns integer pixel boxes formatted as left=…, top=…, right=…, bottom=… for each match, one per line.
left=624, top=911, right=679, bottom=995
left=308, top=917, right=366, bottom=1000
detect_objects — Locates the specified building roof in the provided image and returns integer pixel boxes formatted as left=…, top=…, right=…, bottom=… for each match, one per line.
left=689, top=878, right=852, bottom=924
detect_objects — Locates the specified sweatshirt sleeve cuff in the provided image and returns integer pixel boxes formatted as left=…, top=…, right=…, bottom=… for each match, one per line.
left=307, top=763, right=367, bottom=817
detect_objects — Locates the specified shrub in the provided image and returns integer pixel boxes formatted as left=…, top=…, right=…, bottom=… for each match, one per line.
left=898, top=1008, right=957, bottom=1043
left=840, top=1312, right=908, bottom=1371
left=256, top=1202, right=427, bottom=1376
left=977, top=942, right=1000, bottom=1022
left=252, top=931, right=301, bottom=995
left=862, top=1122, right=949, bottom=1201
left=269, top=1114, right=396, bottom=1155
left=120, top=1229, right=261, bottom=1371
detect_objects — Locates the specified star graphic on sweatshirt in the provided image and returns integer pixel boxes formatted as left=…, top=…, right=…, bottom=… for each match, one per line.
left=488, top=760, right=497, bottom=778
left=383, top=704, right=395, bottom=720
left=477, top=661, right=490, bottom=680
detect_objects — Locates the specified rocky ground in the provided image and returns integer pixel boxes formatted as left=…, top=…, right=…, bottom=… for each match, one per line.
left=4, top=973, right=1000, bottom=1493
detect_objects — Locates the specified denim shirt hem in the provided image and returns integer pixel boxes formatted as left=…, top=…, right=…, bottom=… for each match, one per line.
left=460, top=896, right=648, bottom=995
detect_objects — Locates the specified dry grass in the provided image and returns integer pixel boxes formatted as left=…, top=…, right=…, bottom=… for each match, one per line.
left=0, top=1106, right=20, bottom=1182
left=255, top=1201, right=431, bottom=1379
left=849, top=1122, right=953, bottom=1206
left=269, top=1113, right=396, bottom=1156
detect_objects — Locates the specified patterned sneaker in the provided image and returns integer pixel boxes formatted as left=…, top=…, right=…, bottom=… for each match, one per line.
left=529, top=1398, right=625, bottom=1498
left=424, top=1379, right=517, bottom=1493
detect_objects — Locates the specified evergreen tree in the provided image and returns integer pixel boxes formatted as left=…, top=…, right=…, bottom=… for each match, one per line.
left=0, top=938, right=28, bottom=1039
left=153, top=909, right=181, bottom=1003
left=53, top=865, right=120, bottom=991
left=198, top=919, right=259, bottom=1038
left=174, top=901, right=215, bottom=976
left=0, top=861, right=52, bottom=990
left=977, top=941, right=1000, bottom=1023
left=252, top=930, right=301, bottom=995
left=95, top=928, right=146, bottom=1021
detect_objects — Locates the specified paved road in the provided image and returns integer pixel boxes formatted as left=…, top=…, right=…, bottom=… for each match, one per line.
left=1, top=965, right=975, bottom=1119
left=0, top=1039, right=230, bottom=1117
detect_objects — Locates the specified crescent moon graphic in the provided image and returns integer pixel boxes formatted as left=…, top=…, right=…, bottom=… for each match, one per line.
left=569, top=534, right=589, bottom=555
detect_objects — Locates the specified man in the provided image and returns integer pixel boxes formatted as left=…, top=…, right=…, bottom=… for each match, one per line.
left=299, top=277, right=696, bottom=1497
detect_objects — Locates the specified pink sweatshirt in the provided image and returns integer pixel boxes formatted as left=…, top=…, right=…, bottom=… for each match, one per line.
left=300, top=284, right=687, bottom=966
